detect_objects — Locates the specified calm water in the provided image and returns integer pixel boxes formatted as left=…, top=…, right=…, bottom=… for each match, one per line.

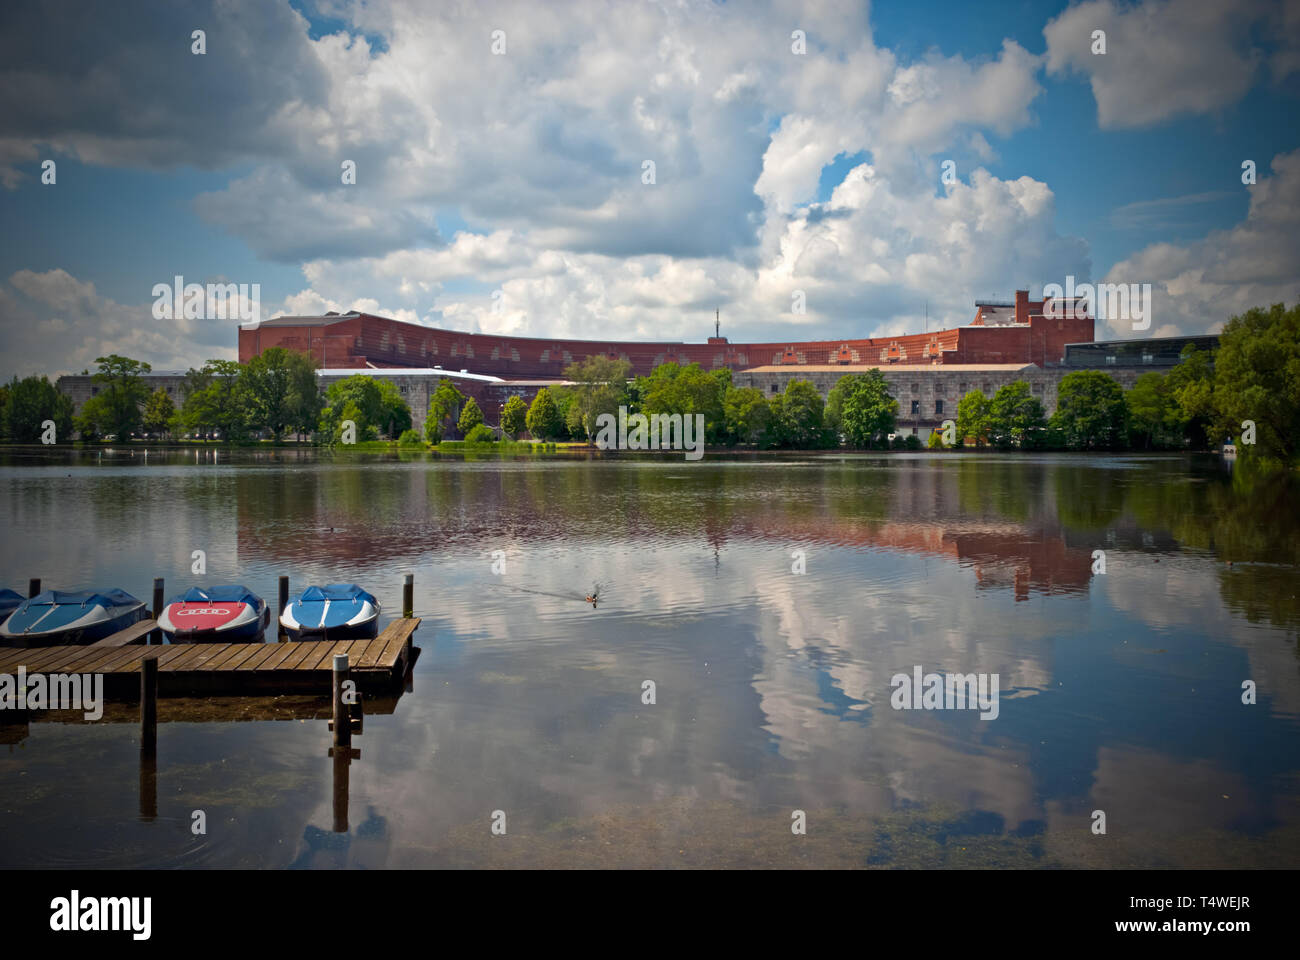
left=1, top=447, right=1297, bottom=868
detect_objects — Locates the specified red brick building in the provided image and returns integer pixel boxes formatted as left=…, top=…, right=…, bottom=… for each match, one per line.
left=237, top=289, right=1093, bottom=378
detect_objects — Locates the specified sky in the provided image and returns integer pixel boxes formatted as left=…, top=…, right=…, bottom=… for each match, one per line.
left=1, top=0, right=1298, bottom=380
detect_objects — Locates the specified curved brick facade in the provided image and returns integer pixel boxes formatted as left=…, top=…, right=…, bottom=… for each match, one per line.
left=238, top=291, right=1094, bottom=378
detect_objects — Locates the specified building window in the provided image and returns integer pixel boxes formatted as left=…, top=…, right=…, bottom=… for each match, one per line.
left=1031, top=382, right=1042, bottom=394
left=770, top=383, right=779, bottom=393
left=959, top=382, right=968, bottom=394
left=910, top=400, right=919, bottom=415
left=935, top=400, right=944, bottom=415
left=91, top=387, right=98, bottom=396
left=912, top=427, right=918, bottom=435
left=983, top=383, right=992, bottom=393
left=911, top=383, right=919, bottom=394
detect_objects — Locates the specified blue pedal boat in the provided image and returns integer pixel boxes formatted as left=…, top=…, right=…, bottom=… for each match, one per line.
left=0, top=589, right=148, bottom=646
left=279, top=584, right=380, bottom=640
left=158, top=585, right=270, bottom=642
left=0, top=589, right=24, bottom=623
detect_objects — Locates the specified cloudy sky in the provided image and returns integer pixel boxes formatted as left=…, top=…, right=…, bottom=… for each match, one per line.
left=1, top=0, right=1298, bottom=379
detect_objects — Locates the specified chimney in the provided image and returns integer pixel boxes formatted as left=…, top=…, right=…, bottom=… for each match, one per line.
left=1015, top=289, right=1029, bottom=324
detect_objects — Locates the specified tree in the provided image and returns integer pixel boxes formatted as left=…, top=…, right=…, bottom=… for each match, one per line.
left=988, top=381, right=1048, bottom=449
left=563, top=355, right=631, bottom=440
left=427, top=378, right=466, bottom=440
left=1050, top=370, right=1128, bottom=449
left=142, top=388, right=176, bottom=438
left=318, top=374, right=384, bottom=442
left=176, top=359, right=250, bottom=442
left=777, top=379, right=830, bottom=449
left=722, top=386, right=771, bottom=445
left=501, top=395, right=528, bottom=438
left=1165, top=345, right=1217, bottom=449
left=376, top=379, right=412, bottom=439
left=956, top=390, right=992, bottom=447
left=636, top=362, right=729, bottom=442
left=3, top=375, right=74, bottom=442
left=457, top=396, right=484, bottom=434
left=465, top=423, right=497, bottom=443
left=526, top=387, right=564, bottom=440
left=1211, top=302, right=1300, bottom=463
left=89, top=355, right=151, bottom=441
left=826, top=370, right=897, bottom=448
left=1125, top=372, right=1179, bottom=449
left=242, top=346, right=319, bottom=440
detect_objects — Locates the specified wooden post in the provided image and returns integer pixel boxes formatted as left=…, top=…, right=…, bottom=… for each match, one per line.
left=278, top=575, right=289, bottom=640
left=151, top=577, right=164, bottom=644
left=139, top=652, right=158, bottom=820
left=27, top=578, right=40, bottom=598
left=331, top=653, right=350, bottom=748
left=403, top=573, right=414, bottom=618
left=140, top=654, right=158, bottom=758
left=332, top=745, right=351, bottom=833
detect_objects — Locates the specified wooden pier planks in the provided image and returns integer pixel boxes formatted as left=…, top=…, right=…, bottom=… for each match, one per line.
left=0, top=618, right=421, bottom=696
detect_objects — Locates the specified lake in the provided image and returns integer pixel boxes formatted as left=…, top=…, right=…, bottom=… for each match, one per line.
left=1, top=447, right=1297, bottom=868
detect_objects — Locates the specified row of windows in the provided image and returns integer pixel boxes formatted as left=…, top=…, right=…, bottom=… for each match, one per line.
left=766, top=381, right=1045, bottom=400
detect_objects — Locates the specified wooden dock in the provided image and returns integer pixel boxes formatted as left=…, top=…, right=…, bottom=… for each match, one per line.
left=0, top=617, right=421, bottom=697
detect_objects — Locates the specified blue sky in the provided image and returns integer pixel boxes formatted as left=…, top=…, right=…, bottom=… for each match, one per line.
left=1, top=0, right=1297, bottom=378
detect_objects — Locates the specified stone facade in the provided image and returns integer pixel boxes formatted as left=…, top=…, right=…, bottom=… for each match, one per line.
left=735, top=363, right=1150, bottom=440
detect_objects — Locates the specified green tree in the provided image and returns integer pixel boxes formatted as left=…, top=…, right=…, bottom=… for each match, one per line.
left=564, top=355, right=631, bottom=440
left=376, top=379, right=413, bottom=439
left=777, top=379, right=830, bottom=449
left=526, top=387, right=564, bottom=440
left=465, top=423, right=497, bottom=443
left=427, top=378, right=467, bottom=440
left=502, top=395, right=528, bottom=438
left=1125, top=372, right=1179, bottom=449
left=142, top=387, right=176, bottom=438
left=317, top=375, right=386, bottom=442
left=1165, top=345, right=1217, bottom=449
left=636, top=362, right=729, bottom=442
left=3, top=375, right=74, bottom=442
left=457, top=396, right=484, bottom=434
left=242, top=347, right=319, bottom=440
left=722, top=386, right=772, bottom=445
left=956, top=390, right=992, bottom=447
left=88, top=355, right=152, bottom=441
left=0, top=382, right=8, bottom=439
left=988, top=381, right=1048, bottom=449
left=1212, top=302, right=1300, bottom=463
left=826, top=370, right=898, bottom=448
left=1050, top=370, right=1128, bottom=450
left=177, top=359, right=250, bottom=442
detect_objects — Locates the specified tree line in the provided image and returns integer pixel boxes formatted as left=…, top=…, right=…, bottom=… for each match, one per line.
left=2, top=303, right=1294, bottom=463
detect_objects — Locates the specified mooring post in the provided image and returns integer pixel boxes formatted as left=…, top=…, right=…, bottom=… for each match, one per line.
left=403, top=572, right=414, bottom=618
left=141, top=654, right=158, bottom=757
left=27, top=578, right=40, bottom=598
left=332, top=653, right=351, bottom=748
left=278, top=575, right=289, bottom=640
left=139, top=651, right=158, bottom=819
left=332, top=743, right=351, bottom=833
left=151, top=577, right=164, bottom=644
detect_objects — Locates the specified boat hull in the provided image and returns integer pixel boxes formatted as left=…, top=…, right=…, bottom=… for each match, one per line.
left=159, top=601, right=270, bottom=642
left=279, top=584, right=380, bottom=642
left=0, top=590, right=148, bottom=647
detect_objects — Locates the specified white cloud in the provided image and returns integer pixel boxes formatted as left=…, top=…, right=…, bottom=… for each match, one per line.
left=1043, top=0, right=1269, bottom=128
left=1101, top=150, right=1300, bottom=337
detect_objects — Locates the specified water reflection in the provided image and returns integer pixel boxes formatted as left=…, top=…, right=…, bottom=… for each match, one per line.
left=0, top=448, right=1297, bottom=868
